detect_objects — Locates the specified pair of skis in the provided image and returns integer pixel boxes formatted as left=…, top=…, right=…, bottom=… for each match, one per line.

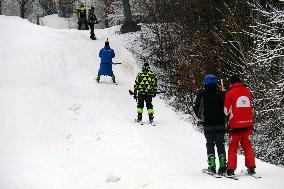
left=96, top=80, right=118, bottom=85
left=202, top=169, right=261, bottom=180
left=135, top=119, right=156, bottom=126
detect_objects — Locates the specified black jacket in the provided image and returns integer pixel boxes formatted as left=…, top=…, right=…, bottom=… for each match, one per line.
left=194, top=84, right=226, bottom=130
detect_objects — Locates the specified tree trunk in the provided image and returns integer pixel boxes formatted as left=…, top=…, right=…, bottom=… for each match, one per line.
left=120, top=0, right=141, bottom=33
left=20, top=1, right=25, bottom=18
left=122, top=0, right=133, bottom=22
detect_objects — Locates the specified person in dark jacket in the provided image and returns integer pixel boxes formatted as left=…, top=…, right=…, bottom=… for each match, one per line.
left=77, top=4, right=89, bottom=30
left=96, top=40, right=116, bottom=83
left=88, top=6, right=98, bottom=40
left=134, top=63, right=157, bottom=123
left=194, top=74, right=226, bottom=174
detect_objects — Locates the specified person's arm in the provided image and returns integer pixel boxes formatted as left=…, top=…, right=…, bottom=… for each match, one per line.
left=134, top=74, right=140, bottom=96
left=99, top=49, right=102, bottom=58
left=112, top=49, right=115, bottom=58
left=224, top=91, right=232, bottom=117
left=193, top=91, right=202, bottom=119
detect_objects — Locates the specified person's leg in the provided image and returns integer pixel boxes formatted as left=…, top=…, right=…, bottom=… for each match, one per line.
left=84, top=20, right=89, bottom=30
left=227, top=132, right=241, bottom=173
left=111, top=74, right=116, bottom=83
left=145, top=95, right=154, bottom=122
left=96, top=74, right=100, bottom=82
left=78, top=21, right=82, bottom=30
left=240, top=128, right=256, bottom=172
left=215, top=131, right=226, bottom=174
left=136, top=94, right=145, bottom=121
left=204, top=132, right=216, bottom=173
left=90, top=24, right=95, bottom=39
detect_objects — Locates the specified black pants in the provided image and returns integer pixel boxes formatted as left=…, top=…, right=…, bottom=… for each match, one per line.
left=78, top=20, right=89, bottom=30
left=89, top=24, right=95, bottom=37
left=137, top=94, right=153, bottom=114
left=204, top=130, right=226, bottom=157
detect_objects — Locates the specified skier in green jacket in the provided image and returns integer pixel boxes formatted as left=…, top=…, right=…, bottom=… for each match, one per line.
left=133, top=63, right=158, bottom=123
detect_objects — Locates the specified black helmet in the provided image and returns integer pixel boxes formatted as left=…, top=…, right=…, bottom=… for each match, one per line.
left=230, top=75, right=241, bottom=84
left=142, top=63, right=150, bottom=71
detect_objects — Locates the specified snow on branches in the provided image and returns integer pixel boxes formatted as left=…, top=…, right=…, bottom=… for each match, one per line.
left=218, top=2, right=284, bottom=166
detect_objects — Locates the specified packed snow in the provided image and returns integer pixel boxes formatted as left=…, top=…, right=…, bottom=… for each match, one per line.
left=0, top=15, right=283, bottom=189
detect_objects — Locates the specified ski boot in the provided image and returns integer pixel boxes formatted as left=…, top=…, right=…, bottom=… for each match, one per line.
left=90, top=34, right=97, bottom=40
left=207, top=155, right=216, bottom=174
left=96, top=75, right=100, bottom=83
left=247, top=168, right=256, bottom=175
left=111, top=75, right=116, bottom=83
left=226, top=169, right=235, bottom=177
left=149, top=114, right=154, bottom=124
left=135, top=113, right=142, bottom=123
left=218, top=155, right=227, bottom=175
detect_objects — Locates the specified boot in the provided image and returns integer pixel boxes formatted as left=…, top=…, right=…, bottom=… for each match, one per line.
left=227, top=169, right=235, bottom=176
left=96, top=75, right=100, bottom=82
left=149, top=114, right=154, bottom=123
left=207, top=155, right=216, bottom=173
left=136, top=113, right=142, bottom=122
left=247, top=167, right=256, bottom=175
left=218, top=155, right=227, bottom=175
left=112, top=75, right=116, bottom=83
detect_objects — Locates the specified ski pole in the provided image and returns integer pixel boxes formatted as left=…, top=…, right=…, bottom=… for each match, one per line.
left=220, top=79, right=225, bottom=91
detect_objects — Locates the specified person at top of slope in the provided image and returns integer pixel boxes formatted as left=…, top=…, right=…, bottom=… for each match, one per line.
left=133, top=63, right=157, bottom=124
left=88, top=6, right=99, bottom=40
left=194, top=74, right=227, bottom=175
left=77, top=3, right=89, bottom=30
left=224, top=75, right=256, bottom=176
left=96, top=39, right=116, bottom=83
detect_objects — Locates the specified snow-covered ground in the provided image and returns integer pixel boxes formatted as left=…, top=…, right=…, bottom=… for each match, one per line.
left=0, top=16, right=283, bottom=189
left=40, top=14, right=77, bottom=29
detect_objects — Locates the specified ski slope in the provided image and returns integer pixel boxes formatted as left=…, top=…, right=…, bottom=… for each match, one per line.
left=0, top=16, right=283, bottom=189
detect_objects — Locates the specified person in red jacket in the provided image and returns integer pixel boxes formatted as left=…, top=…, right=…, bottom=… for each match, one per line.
left=224, top=75, right=256, bottom=176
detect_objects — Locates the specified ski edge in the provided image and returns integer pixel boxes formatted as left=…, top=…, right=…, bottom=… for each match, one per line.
left=202, top=169, right=222, bottom=178
left=240, top=170, right=262, bottom=179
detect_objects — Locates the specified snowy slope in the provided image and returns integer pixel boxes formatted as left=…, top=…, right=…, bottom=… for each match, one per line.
left=0, top=16, right=283, bottom=189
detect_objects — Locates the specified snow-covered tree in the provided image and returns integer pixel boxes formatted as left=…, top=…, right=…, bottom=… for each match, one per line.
left=120, top=0, right=140, bottom=33
left=217, top=1, right=284, bottom=165
left=16, top=0, right=37, bottom=18
left=246, top=3, right=284, bottom=166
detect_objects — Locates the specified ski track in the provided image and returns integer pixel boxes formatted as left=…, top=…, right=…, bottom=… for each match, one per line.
left=0, top=16, right=284, bottom=189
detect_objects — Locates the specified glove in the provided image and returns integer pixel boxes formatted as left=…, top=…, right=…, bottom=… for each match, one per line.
left=152, top=93, right=156, bottom=98
left=133, top=90, right=137, bottom=100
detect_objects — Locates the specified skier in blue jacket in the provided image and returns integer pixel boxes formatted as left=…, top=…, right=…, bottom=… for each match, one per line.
left=96, top=40, right=116, bottom=83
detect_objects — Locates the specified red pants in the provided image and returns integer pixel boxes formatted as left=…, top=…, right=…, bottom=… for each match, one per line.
left=227, top=128, right=256, bottom=170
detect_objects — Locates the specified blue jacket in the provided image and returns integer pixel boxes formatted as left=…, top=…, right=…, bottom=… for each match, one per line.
left=99, top=46, right=115, bottom=63
left=98, top=46, right=115, bottom=76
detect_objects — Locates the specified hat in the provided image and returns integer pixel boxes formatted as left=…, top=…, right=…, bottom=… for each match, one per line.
left=230, top=75, right=241, bottom=84
left=105, top=38, right=109, bottom=46
left=91, top=6, right=94, bottom=10
left=142, top=63, right=150, bottom=71
left=203, top=74, right=218, bottom=85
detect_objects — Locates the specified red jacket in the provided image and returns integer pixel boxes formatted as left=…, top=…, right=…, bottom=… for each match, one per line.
left=224, top=82, right=254, bottom=129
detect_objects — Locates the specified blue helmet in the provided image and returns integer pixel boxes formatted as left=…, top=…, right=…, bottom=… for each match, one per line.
left=203, top=74, right=218, bottom=85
